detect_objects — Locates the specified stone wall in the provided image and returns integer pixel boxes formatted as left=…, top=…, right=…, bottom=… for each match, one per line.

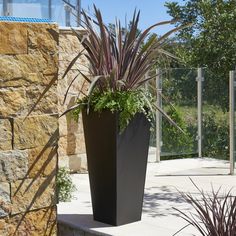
left=0, top=21, right=58, bottom=235
left=58, top=28, right=88, bottom=173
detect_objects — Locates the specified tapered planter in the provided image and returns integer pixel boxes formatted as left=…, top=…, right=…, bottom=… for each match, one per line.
left=82, top=109, right=151, bottom=226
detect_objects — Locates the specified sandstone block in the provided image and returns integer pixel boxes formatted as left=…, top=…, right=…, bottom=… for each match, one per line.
left=14, top=115, right=58, bottom=150
left=58, top=155, right=69, bottom=169
left=58, top=114, right=81, bottom=137
left=66, top=70, right=89, bottom=93
left=0, top=182, right=11, bottom=217
left=69, top=133, right=86, bottom=155
left=0, top=53, right=58, bottom=87
left=0, top=150, right=28, bottom=182
left=11, top=176, right=56, bottom=214
left=0, top=207, right=57, bottom=236
left=57, top=92, right=77, bottom=110
left=58, top=133, right=85, bottom=157
left=69, top=153, right=87, bottom=173
left=16, top=53, right=58, bottom=76
left=0, top=119, right=12, bottom=151
left=59, top=32, right=82, bottom=53
left=27, top=23, right=59, bottom=76
left=28, top=23, right=59, bottom=54
left=0, top=88, right=27, bottom=117
left=27, top=73, right=56, bottom=85
left=58, top=137, right=67, bottom=157
left=59, top=52, right=88, bottom=72
left=28, top=146, right=58, bottom=178
left=0, top=55, right=25, bottom=86
left=26, top=85, right=58, bottom=115
left=0, top=22, right=27, bottom=55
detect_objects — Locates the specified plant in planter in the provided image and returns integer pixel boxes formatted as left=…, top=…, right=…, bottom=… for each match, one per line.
left=30, top=5, right=186, bottom=226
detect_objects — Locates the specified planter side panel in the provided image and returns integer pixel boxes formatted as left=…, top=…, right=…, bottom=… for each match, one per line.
left=82, top=110, right=117, bottom=225
left=116, top=113, right=150, bottom=225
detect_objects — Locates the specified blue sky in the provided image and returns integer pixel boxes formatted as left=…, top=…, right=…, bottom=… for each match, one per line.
left=81, top=0, right=184, bottom=35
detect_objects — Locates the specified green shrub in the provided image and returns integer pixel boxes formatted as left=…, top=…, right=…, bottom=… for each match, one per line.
left=162, top=106, right=194, bottom=155
left=202, top=110, right=229, bottom=159
left=57, top=167, right=77, bottom=202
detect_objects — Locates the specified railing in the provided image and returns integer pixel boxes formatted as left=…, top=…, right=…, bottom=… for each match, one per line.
left=229, top=70, right=235, bottom=175
left=151, top=67, right=235, bottom=175
left=152, top=68, right=198, bottom=162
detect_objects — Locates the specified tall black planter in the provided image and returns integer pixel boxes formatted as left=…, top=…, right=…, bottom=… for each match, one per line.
left=82, top=109, right=150, bottom=226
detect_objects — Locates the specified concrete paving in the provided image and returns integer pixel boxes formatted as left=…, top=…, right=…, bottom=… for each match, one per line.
left=58, top=157, right=236, bottom=236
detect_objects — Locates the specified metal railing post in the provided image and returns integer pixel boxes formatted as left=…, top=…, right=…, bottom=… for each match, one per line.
left=156, top=69, right=162, bottom=163
left=48, top=0, right=52, bottom=19
left=3, top=0, right=10, bottom=16
left=196, top=68, right=204, bottom=158
left=76, top=0, right=81, bottom=26
left=65, top=0, right=71, bottom=26
left=3, top=0, right=7, bottom=16
left=229, top=71, right=235, bottom=175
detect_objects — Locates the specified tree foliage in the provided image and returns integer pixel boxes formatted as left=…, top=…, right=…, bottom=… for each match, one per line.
left=165, top=0, right=236, bottom=109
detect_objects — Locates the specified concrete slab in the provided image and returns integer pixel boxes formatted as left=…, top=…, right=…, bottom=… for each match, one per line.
left=58, top=158, right=236, bottom=236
